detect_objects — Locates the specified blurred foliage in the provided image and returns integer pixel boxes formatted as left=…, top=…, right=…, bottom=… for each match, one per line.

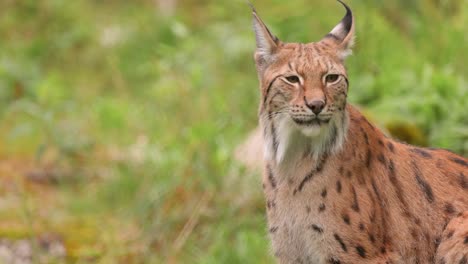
left=0, top=0, right=466, bottom=263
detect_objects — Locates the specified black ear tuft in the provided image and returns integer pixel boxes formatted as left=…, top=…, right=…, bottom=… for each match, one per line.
left=247, top=1, right=257, bottom=14
left=322, top=0, right=355, bottom=58
left=337, top=0, right=353, bottom=36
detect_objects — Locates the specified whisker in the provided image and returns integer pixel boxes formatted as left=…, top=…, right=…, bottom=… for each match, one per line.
left=263, top=110, right=288, bottom=119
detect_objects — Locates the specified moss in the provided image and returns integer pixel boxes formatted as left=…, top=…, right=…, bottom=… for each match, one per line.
left=386, top=121, right=428, bottom=146
left=0, top=224, right=34, bottom=239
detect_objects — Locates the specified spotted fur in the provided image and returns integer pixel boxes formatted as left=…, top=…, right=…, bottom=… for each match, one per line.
left=252, top=1, right=468, bottom=263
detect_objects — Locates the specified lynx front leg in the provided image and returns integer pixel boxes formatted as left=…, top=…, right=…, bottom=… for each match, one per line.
left=436, top=211, right=468, bottom=264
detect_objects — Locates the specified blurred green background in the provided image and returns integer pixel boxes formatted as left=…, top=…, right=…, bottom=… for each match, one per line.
left=0, top=0, right=466, bottom=263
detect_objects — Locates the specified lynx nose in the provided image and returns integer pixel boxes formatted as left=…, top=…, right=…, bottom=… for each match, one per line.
left=306, top=100, right=325, bottom=115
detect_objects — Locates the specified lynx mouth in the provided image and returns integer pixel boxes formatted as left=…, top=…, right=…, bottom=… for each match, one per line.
left=292, top=117, right=330, bottom=126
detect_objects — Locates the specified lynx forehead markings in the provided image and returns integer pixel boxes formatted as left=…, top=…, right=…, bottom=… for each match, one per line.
left=251, top=1, right=468, bottom=263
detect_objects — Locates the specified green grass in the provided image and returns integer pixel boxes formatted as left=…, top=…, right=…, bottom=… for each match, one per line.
left=0, top=0, right=466, bottom=263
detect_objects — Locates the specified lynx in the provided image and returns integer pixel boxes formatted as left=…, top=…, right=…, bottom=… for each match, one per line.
left=251, top=1, right=468, bottom=263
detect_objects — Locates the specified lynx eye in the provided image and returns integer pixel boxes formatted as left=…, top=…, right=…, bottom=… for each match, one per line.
left=325, top=74, right=340, bottom=83
left=285, top=75, right=300, bottom=84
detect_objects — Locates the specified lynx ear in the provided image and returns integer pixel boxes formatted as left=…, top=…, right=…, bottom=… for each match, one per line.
left=250, top=5, right=281, bottom=62
left=321, top=0, right=355, bottom=59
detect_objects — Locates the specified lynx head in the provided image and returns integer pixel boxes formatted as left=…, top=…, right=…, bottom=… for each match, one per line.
left=252, top=1, right=355, bottom=164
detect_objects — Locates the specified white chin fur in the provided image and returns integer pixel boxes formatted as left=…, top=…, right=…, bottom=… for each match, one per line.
left=262, top=112, right=349, bottom=168
left=298, top=124, right=323, bottom=137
